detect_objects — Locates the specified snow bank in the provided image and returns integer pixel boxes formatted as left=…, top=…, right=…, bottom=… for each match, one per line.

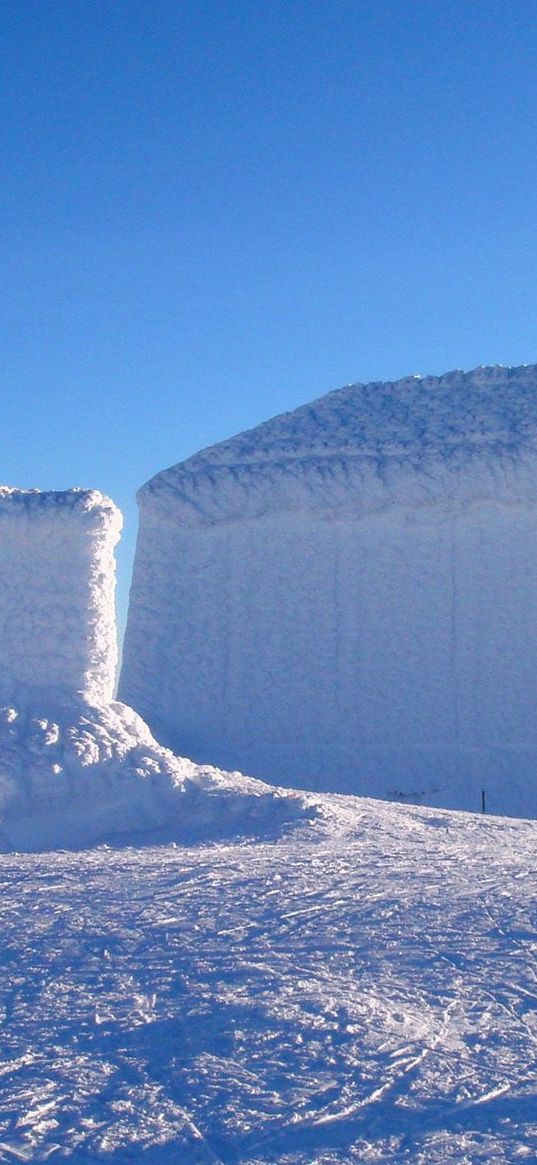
left=0, top=487, right=121, bottom=705
left=120, top=363, right=537, bottom=816
left=0, top=698, right=308, bottom=852
left=0, top=488, right=309, bottom=851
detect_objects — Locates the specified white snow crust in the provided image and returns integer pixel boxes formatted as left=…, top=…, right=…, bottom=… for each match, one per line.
left=0, top=488, right=308, bottom=852
left=121, top=363, right=537, bottom=814
left=2, top=795, right=537, bottom=1163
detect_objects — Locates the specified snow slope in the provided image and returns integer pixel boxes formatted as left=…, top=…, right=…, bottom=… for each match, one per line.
left=0, top=488, right=308, bottom=852
left=2, top=795, right=537, bottom=1164
left=121, top=363, right=537, bottom=813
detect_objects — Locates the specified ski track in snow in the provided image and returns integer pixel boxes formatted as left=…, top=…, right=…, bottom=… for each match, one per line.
left=1, top=796, right=537, bottom=1164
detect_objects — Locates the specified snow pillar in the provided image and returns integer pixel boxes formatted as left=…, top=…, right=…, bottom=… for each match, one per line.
left=0, top=488, right=122, bottom=705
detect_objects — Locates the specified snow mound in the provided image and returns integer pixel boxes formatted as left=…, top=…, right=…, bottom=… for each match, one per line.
left=3, top=796, right=537, bottom=1162
left=0, top=698, right=311, bottom=852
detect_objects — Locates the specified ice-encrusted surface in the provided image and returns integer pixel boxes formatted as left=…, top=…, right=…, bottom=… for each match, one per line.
left=169, top=363, right=537, bottom=467
left=121, top=363, right=537, bottom=809
left=0, top=487, right=122, bottom=705
left=140, top=363, right=537, bottom=525
left=0, top=487, right=308, bottom=851
left=2, top=796, right=537, bottom=1163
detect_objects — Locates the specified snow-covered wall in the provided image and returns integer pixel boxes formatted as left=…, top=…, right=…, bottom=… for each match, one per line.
left=0, top=488, right=122, bottom=705
left=120, top=364, right=537, bottom=815
left=0, top=486, right=309, bottom=852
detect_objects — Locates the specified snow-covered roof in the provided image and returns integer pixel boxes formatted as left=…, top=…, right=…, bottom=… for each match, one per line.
left=140, top=363, right=537, bottom=525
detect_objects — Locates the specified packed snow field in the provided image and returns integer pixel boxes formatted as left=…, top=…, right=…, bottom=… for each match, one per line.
left=2, top=796, right=537, bottom=1164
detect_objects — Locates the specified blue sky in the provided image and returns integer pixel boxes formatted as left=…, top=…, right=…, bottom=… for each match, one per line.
left=3, top=0, right=537, bottom=632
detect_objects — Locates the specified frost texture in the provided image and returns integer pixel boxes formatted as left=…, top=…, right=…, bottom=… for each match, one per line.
left=0, top=487, right=121, bottom=705
left=121, top=363, right=537, bottom=815
left=0, top=488, right=308, bottom=852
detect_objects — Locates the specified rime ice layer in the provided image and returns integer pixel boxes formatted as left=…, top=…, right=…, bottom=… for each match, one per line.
left=0, top=488, right=122, bottom=705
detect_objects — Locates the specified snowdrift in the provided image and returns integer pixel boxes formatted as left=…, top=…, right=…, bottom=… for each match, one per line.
left=121, top=363, right=537, bottom=815
left=0, top=698, right=308, bottom=852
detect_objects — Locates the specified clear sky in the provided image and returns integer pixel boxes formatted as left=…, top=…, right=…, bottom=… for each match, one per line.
left=3, top=0, right=537, bottom=634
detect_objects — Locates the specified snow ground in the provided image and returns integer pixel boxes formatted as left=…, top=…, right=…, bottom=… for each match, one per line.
left=2, top=795, right=537, bottom=1164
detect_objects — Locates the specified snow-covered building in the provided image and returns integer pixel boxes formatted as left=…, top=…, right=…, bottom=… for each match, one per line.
left=120, top=363, right=537, bottom=816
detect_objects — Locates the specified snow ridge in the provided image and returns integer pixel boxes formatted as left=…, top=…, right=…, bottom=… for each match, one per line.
left=2, top=797, right=537, bottom=1163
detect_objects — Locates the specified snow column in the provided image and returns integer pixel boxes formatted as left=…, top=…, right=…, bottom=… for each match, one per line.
left=0, top=488, right=122, bottom=705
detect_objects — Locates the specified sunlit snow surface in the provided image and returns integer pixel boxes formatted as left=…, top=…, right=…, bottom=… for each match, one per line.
left=2, top=797, right=537, bottom=1163
left=0, top=699, right=308, bottom=853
